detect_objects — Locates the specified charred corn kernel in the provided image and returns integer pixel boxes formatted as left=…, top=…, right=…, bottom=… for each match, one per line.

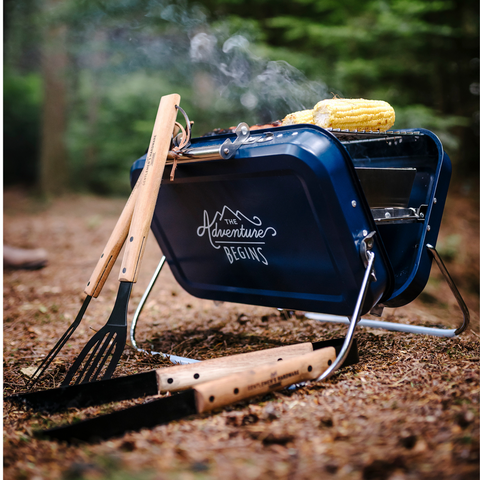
left=282, top=109, right=315, bottom=126
left=313, top=98, right=395, bottom=132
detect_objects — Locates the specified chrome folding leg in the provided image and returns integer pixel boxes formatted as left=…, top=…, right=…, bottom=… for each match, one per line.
left=130, top=250, right=374, bottom=378
left=130, top=251, right=374, bottom=373
left=316, top=249, right=376, bottom=381
left=307, top=244, right=470, bottom=338
left=131, top=244, right=378, bottom=373
left=130, top=256, right=200, bottom=364
left=426, top=244, right=470, bottom=335
left=132, top=238, right=468, bottom=376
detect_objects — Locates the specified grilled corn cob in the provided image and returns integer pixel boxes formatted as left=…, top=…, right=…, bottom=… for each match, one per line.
left=282, top=109, right=315, bottom=126
left=313, top=98, right=395, bottom=131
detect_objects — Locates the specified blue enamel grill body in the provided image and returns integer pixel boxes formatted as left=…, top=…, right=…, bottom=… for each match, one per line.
left=130, top=125, right=450, bottom=317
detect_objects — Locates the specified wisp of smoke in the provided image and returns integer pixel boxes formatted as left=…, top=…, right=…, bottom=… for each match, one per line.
left=77, top=0, right=329, bottom=124
left=144, top=0, right=328, bottom=122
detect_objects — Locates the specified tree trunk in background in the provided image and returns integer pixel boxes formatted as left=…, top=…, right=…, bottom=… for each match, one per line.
left=85, top=30, right=107, bottom=186
left=39, top=2, right=68, bottom=196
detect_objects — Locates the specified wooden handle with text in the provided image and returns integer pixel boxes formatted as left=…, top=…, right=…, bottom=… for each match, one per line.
left=194, top=347, right=336, bottom=413
left=119, top=93, right=181, bottom=283
left=156, top=342, right=315, bottom=393
left=84, top=183, right=140, bottom=297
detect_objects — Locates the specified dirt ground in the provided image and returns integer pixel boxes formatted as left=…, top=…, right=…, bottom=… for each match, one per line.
left=3, top=186, right=479, bottom=480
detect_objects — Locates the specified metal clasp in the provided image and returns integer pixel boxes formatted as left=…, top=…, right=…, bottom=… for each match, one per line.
left=220, top=122, right=250, bottom=159
left=360, top=231, right=377, bottom=282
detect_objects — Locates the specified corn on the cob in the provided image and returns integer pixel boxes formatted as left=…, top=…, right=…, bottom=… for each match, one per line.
left=282, top=109, right=315, bottom=126
left=312, top=98, right=395, bottom=131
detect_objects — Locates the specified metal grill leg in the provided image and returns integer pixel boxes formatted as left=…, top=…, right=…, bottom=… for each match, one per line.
left=316, top=250, right=376, bottom=381
left=130, top=256, right=200, bottom=365
left=426, top=244, right=470, bottom=335
left=307, top=245, right=470, bottom=338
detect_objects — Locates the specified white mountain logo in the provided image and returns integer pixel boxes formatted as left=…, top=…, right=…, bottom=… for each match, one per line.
left=196, top=206, right=277, bottom=265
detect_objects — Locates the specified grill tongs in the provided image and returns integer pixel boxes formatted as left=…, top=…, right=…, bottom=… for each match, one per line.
left=10, top=338, right=360, bottom=443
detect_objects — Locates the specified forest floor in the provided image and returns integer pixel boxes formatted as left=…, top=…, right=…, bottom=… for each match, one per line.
left=3, top=186, right=479, bottom=480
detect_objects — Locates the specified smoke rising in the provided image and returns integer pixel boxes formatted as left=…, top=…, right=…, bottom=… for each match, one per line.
left=61, top=1, right=329, bottom=126
left=187, top=30, right=328, bottom=122
left=94, top=0, right=329, bottom=125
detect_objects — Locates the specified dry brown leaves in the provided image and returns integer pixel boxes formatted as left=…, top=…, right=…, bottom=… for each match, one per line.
left=3, top=188, right=479, bottom=480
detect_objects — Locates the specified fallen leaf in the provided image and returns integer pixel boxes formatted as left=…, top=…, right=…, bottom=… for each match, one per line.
left=20, top=367, right=37, bottom=378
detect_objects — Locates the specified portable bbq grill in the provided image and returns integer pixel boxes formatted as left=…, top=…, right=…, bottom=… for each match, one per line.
left=129, top=123, right=469, bottom=377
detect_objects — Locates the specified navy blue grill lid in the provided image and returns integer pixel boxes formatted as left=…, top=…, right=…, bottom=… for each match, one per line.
left=131, top=125, right=396, bottom=316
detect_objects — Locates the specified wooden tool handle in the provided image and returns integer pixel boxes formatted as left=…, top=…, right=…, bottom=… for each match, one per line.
left=156, top=343, right=315, bottom=393
left=119, top=93, right=181, bottom=283
left=84, top=183, right=140, bottom=297
left=194, top=347, right=336, bottom=414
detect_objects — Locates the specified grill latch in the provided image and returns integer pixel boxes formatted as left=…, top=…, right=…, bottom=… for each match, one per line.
left=360, top=231, right=377, bottom=282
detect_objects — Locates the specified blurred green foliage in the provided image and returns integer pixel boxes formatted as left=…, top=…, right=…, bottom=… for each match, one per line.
left=3, top=0, right=478, bottom=194
left=3, top=70, right=42, bottom=186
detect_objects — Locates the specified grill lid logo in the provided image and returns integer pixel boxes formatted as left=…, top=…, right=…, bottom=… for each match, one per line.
left=196, top=206, right=277, bottom=265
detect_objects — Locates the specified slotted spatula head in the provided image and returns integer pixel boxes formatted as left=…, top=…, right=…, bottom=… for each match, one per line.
left=61, top=282, right=132, bottom=386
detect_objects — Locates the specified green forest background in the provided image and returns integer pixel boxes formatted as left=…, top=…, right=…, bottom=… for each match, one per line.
left=4, top=0, right=479, bottom=196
